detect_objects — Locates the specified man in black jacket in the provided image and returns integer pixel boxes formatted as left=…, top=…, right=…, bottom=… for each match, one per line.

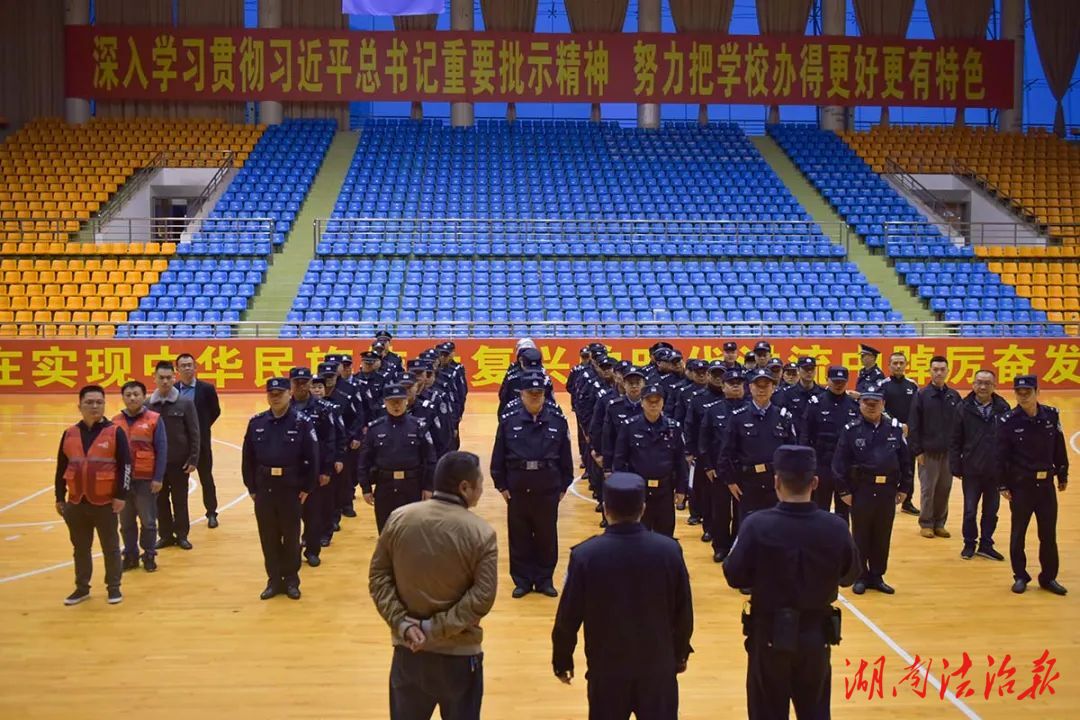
left=176, top=353, right=222, bottom=527
left=875, top=352, right=920, bottom=516
left=949, top=370, right=1010, bottom=561
left=552, top=472, right=693, bottom=719
left=149, top=361, right=201, bottom=550
left=907, top=356, right=962, bottom=539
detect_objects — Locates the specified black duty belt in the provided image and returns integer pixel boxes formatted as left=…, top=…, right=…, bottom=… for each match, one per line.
left=645, top=476, right=672, bottom=490
left=509, top=459, right=554, bottom=471
left=376, top=468, right=420, bottom=481
left=740, top=463, right=773, bottom=475
left=259, top=465, right=295, bottom=477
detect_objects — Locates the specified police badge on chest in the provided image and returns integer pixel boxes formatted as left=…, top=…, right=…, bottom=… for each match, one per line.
left=855, top=438, right=866, bottom=448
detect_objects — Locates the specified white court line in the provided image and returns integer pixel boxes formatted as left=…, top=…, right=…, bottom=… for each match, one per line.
left=1070, top=430, right=1079, bottom=455
left=566, top=477, right=980, bottom=719
left=0, top=458, right=54, bottom=463
left=0, top=437, right=247, bottom=585
left=0, top=486, right=53, bottom=514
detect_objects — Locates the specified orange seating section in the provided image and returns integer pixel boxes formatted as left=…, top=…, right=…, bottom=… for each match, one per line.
left=985, top=259, right=1080, bottom=336
left=0, top=117, right=264, bottom=241
left=842, top=126, right=1079, bottom=245
left=0, top=257, right=169, bottom=338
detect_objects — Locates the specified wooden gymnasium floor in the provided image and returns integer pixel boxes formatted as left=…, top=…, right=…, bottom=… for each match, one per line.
left=0, top=391, right=1078, bottom=720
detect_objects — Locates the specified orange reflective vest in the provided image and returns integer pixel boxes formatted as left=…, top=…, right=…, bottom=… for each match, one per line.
left=113, top=410, right=160, bottom=481
left=62, top=423, right=120, bottom=505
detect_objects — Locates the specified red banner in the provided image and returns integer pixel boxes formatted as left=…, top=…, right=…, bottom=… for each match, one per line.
left=0, top=338, right=1076, bottom=394
left=65, top=27, right=1013, bottom=108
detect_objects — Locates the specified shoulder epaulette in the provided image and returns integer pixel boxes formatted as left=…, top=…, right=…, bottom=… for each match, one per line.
left=732, top=405, right=749, bottom=415
left=808, top=394, right=820, bottom=405
left=843, top=418, right=860, bottom=431
left=779, top=406, right=791, bottom=418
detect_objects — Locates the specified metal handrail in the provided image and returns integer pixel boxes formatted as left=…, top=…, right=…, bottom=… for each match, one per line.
left=187, top=151, right=236, bottom=219
left=949, top=159, right=1049, bottom=234
left=1, top=319, right=1073, bottom=340
left=313, top=217, right=853, bottom=256
left=883, top=158, right=962, bottom=227
left=880, top=220, right=1080, bottom=248
left=93, top=151, right=166, bottom=227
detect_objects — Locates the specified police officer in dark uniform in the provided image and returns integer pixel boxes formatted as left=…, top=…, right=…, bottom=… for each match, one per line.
left=744, top=350, right=758, bottom=370
left=776, top=356, right=824, bottom=429
left=801, top=366, right=860, bottom=522
left=353, top=350, right=387, bottom=421
left=641, top=341, right=674, bottom=383
left=752, top=341, right=772, bottom=370
left=552, top=472, right=693, bottom=720
left=832, top=389, right=913, bottom=595
left=289, top=367, right=340, bottom=567
left=698, top=369, right=749, bottom=561
left=499, top=346, right=553, bottom=417
left=856, top=344, right=886, bottom=392
left=374, top=329, right=403, bottom=374
left=324, top=356, right=366, bottom=520
left=356, top=383, right=438, bottom=534
left=723, top=446, right=859, bottom=720
left=720, top=340, right=743, bottom=370
left=612, top=385, right=689, bottom=537
left=578, top=354, right=617, bottom=506
left=997, top=375, right=1068, bottom=595
left=659, top=350, right=686, bottom=402
left=671, top=359, right=709, bottom=427
left=780, top=362, right=799, bottom=391
left=719, top=368, right=798, bottom=522
left=766, top=357, right=784, bottom=386
left=599, top=367, right=646, bottom=473
left=874, top=350, right=920, bottom=515
left=491, top=370, right=574, bottom=598
left=242, top=378, right=319, bottom=600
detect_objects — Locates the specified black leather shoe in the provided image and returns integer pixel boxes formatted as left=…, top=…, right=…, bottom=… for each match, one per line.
left=176, top=538, right=193, bottom=550
left=901, top=501, right=920, bottom=516
left=260, top=584, right=280, bottom=600
left=594, top=502, right=603, bottom=513
left=872, top=581, right=895, bottom=595
left=852, top=580, right=867, bottom=595
left=687, top=516, right=702, bottom=526
left=739, top=588, right=751, bottom=596
left=511, top=586, right=531, bottom=599
left=1012, top=579, right=1027, bottom=594
left=320, top=537, right=332, bottom=547
left=976, top=546, right=1005, bottom=561
left=122, top=556, right=140, bottom=572
left=332, top=521, right=341, bottom=532
left=701, top=532, right=712, bottom=543
left=713, top=551, right=727, bottom=563
left=143, top=556, right=158, bottom=572
left=961, top=544, right=975, bottom=560
left=207, top=514, right=219, bottom=529
left=537, top=584, right=559, bottom=598
left=599, top=518, right=608, bottom=529
left=155, top=536, right=176, bottom=550
left=285, top=585, right=301, bottom=600
left=305, top=554, right=321, bottom=567
left=1040, top=580, right=1068, bottom=596
left=341, top=506, right=357, bottom=518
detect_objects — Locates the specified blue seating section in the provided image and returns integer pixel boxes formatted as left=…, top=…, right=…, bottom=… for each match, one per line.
left=177, top=119, right=335, bottom=255
left=768, top=124, right=1064, bottom=337
left=283, top=258, right=913, bottom=338
left=768, top=125, right=974, bottom=259
left=122, top=120, right=335, bottom=337
left=316, top=120, right=841, bottom=257
left=895, top=261, right=1064, bottom=336
left=119, top=258, right=269, bottom=338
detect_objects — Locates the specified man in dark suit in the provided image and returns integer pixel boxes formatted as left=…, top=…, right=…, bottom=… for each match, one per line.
left=176, top=353, right=222, bottom=528
left=552, top=472, right=694, bottom=720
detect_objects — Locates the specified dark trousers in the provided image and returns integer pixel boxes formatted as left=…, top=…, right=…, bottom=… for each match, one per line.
left=813, top=466, right=850, bottom=524
left=746, top=629, right=831, bottom=720
left=710, top=480, right=740, bottom=554
left=738, top=475, right=778, bottom=523
left=336, top=447, right=359, bottom=511
left=157, top=464, right=191, bottom=540
left=507, top=490, right=560, bottom=590
left=389, top=646, right=483, bottom=720
left=1009, top=482, right=1059, bottom=584
left=961, top=474, right=1000, bottom=548
left=851, top=490, right=897, bottom=583
left=63, top=500, right=121, bottom=592
left=254, top=488, right=303, bottom=588
left=197, top=443, right=218, bottom=515
left=642, top=489, right=676, bottom=537
left=120, top=481, right=158, bottom=559
left=302, top=481, right=332, bottom=557
left=585, top=446, right=604, bottom=499
left=691, top=465, right=711, bottom=526
left=374, top=481, right=422, bottom=533
left=586, top=673, right=679, bottom=720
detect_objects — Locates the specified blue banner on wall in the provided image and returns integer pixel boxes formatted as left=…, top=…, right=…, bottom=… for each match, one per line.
left=342, top=0, right=444, bottom=15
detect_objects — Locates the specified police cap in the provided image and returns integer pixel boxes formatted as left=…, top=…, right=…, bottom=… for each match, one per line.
left=723, top=368, right=744, bottom=383
left=797, top=356, right=816, bottom=369
left=360, top=351, right=379, bottom=362
left=266, top=377, right=290, bottom=392
left=827, top=366, right=849, bottom=381
left=783, top=363, right=798, bottom=373
left=407, top=358, right=433, bottom=373
left=604, top=472, right=646, bottom=517
left=642, top=384, right=664, bottom=398
left=289, top=367, right=312, bottom=380
left=766, top=357, right=783, bottom=369
left=669, top=350, right=684, bottom=363
left=748, top=368, right=777, bottom=384
left=1014, top=375, right=1038, bottom=390
left=622, top=366, right=646, bottom=381
left=317, top=362, right=337, bottom=378
left=723, top=341, right=738, bottom=352
left=649, top=341, right=674, bottom=354
left=519, top=347, right=543, bottom=368
left=375, top=329, right=393, bottom=340
left=518, top=371, right=547, bottom=392
left=383, top=384, right=409, bottom=400
left=773, top=445, right=817, bottom=477
left=859, top=344, right=881, bottom=357
left=744, top=351, right=757, bottom=364
left=615, top=360, right=633, bottom=374
left=597, top=355, right=615, bottom=369
left=339, top=354, right=353, bottom=366
left=654, top=348, right=675, bottom=362
left=686, top=359, right=708, bottom=372
left=754, top=341, right=772, bottom=353
left=859, top=389, right=884, bottom=401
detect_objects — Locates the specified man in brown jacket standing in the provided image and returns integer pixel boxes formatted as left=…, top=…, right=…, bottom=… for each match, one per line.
left=369, top=451, right=497, bottom=720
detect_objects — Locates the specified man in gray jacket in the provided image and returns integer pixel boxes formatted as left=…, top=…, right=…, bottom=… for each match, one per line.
left=369, top=451, right=497, bottom=720
left=148, top=360, right=200, bottom=551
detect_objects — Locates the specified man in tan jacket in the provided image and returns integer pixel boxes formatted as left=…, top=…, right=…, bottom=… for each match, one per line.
left=369, top=451, right=497, bottom=720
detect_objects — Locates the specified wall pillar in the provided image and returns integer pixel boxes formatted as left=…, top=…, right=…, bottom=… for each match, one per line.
left=64, top=0, right=92, bottom=124
left=258, top=0, right=284, bottom=125
left=450, top=0, right=474, bottom=127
